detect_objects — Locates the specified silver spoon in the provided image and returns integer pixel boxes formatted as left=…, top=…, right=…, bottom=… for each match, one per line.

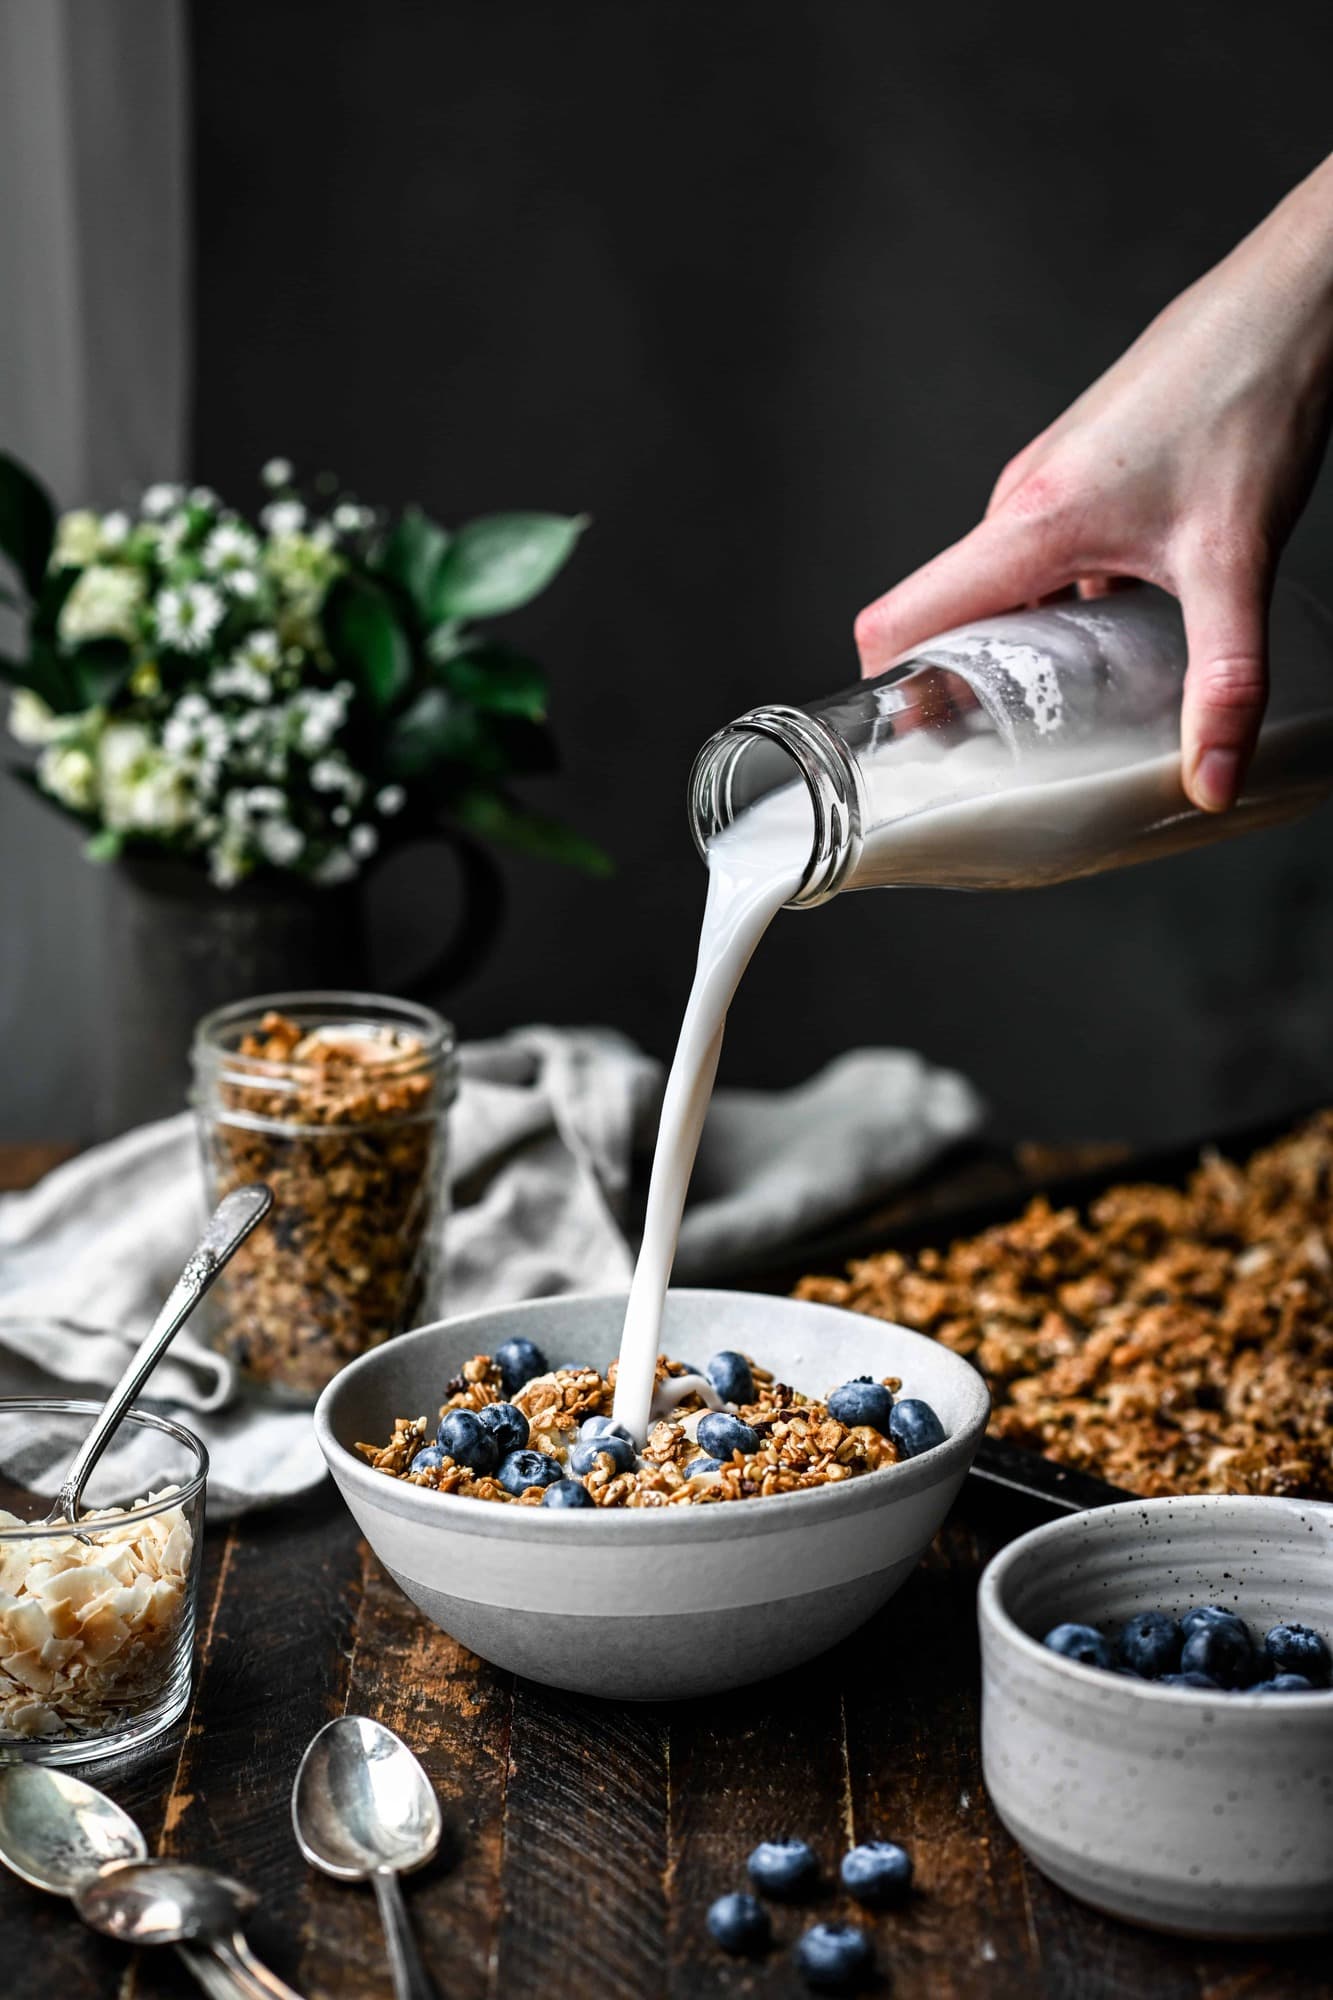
left=292, top=1715, right=442, bottom=2000
left=0, top=1766, right=257, bottom=1999
left=43, top=1183, right=271, bottom=1527
left=76, top=1857, right=305, bottom=2000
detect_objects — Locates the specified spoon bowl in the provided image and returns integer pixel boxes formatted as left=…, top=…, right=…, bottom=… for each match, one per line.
left=75, top=1858, right=257, bottom=1944
left=0, top=1765, right=146, bottom=1893
left=292, top=1716, right=441, bottom=1879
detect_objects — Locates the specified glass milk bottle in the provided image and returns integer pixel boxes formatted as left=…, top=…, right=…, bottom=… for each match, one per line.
left=687, top=583, right=1333, bottom=903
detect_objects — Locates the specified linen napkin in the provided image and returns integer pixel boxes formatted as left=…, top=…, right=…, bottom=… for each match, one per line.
left=0, top=1027, right=982, bottom=1516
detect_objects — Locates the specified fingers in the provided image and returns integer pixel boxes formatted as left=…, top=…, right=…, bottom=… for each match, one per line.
left=1177, top=557, right=1270, bottom=812
left=854, top=515, right=1067, bottom=677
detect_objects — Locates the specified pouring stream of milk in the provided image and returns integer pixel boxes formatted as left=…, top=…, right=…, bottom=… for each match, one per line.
left=610, top=715, right=1333, bottom=1442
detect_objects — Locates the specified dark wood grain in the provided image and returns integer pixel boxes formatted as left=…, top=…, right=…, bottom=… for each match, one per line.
left=2, top=1140, right=1331, bottom=2000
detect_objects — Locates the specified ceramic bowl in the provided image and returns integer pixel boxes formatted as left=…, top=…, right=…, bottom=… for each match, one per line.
left=314, top=1288, right=989, bottom=1700
left=979, top=1495, right=1333, bottom=1938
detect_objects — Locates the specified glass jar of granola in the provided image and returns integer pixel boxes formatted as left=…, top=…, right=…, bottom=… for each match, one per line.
left=191, top=991, right=456, bottom=1400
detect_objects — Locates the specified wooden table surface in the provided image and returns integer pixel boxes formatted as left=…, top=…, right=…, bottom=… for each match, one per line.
left=1, top=1141, right=1329, bottom=2000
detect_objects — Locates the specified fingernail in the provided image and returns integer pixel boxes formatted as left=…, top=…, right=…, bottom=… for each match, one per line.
left=1192, top=748, right=1240, bottom=812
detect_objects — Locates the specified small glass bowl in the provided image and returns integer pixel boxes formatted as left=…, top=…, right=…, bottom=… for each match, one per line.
left=0, top=1401, right=207, bottom=1766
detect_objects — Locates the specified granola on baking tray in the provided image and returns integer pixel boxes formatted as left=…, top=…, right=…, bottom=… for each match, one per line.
left=357, top=1353, right=915, bottom=1507
left=795, top=1110, right=1333, bottom=1500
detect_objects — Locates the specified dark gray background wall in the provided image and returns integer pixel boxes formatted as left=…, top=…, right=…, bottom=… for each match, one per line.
left=8, top=1, right=1333, bottom=1144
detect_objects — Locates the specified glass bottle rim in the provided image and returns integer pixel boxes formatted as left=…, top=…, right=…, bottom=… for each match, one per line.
left=687, top=704, right=866, bottom=907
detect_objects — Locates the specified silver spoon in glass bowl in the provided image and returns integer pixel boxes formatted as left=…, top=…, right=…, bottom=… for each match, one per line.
left=292, top=1716, right=442, bottom=2000
left=41, top=1183, right=271, bottom=1528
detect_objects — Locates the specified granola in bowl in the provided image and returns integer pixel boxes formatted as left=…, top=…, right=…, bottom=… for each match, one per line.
left=795, top=1110, right=1333, bottom=1501
left=355, top=1343, right=951, bottom=1508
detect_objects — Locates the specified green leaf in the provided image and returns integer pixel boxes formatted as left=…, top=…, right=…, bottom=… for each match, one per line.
left=441, top=642, right=549, bottom=719
left=22, top=639, right=83, bottom=713
left=431, top=512, right=587, bottom=621
left=85, top=828, right=124, bottom=862
left=69, top=640, right=131, bottom=708
left=451, top=787, right=612, bottom=876
left=384, top=686, right=457, bottom=779
left=0, top=452, right=54, bottom=598
left=323, top=574, right=412, bottom=709
left=373, top=508, right=450, bottom=622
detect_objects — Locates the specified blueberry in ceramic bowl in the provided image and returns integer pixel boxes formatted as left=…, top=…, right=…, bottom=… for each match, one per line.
left=979, top=1494, right=1333, bottom=1938
left=313, top=1289, right=989, bottom=1701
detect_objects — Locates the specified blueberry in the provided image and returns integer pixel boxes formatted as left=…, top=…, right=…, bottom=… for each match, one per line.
left=477, top=1402, right=529, bottom=1457
left=746, top=1837, right=819, bottom=1900
left=569, top=1435, right=636, bottom=1476
left=1265, top=1622, right=1332, bottom=1687
left=1259, top=1673, right=1315, bottom=1692
left=496, top=1449, right=564, bottom=1496
left=888, top=1398, right=946, bottom=1459
left=1116, top=1610, right=1184, bottom=1679
left=840, top=1839, right=912, bottom=1906
left=706, top=1890, right=771, bottom=1955
left=687, top=1456, right=724, bottom=1478
left=541, top=1478, right=595, bottom=1509
left=697, top=1412, right=760, bottom=1460
left=435, top=1408, right=499, bottom=1476
left=493, top=1336, right=548, bottom=1395
left=580, top=1415, right=635, bottom=1445
left=793, top=1921, right=873, bottom=1992
left=704, top=1350, right=755, bottom=1405
left=1181, top=1617, right=1256, bottom=1689
left=408, top=1444, right=446, bottom=1475
left=1159, top=1671, right=1220, bottom=1688
left=1042, top=1623, right=1116, bottom=1671
left=1180, top=1603, right=1239, bottom=1637
left=826, top=1378, right=895, bottom=1435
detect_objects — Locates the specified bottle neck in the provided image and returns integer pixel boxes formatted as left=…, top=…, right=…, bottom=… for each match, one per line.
left=687, top=703, right=865, bottom=907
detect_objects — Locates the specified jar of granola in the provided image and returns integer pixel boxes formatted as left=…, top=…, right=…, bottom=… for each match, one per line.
left=191, top=992, right=456, bottom=1399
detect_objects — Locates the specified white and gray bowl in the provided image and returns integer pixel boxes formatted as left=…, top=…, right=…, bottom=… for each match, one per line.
left=314, top=1288, right=989, bottom=1700
left=979, top=1495, right=1333, bottom=1937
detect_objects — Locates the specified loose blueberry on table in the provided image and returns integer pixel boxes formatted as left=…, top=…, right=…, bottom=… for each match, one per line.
left=840, top=1839, right=912, bottom=1906
left=704, top=1349, right=755, bottom=1405
left=793, top=1921, right=874, bottom=1992
left=747, top=1836, right=820, bottom=1900
left=705, top=1891, right=771, bottom=1955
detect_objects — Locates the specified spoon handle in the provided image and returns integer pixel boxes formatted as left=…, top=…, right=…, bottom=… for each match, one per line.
left=177, top=1942, right=270, bottom=2000
left=372, top=1868, right=440, bottom=2000
left=49, top=1184, right=272, bottom=1523
left=209, top=1930, right=307, bottom=2000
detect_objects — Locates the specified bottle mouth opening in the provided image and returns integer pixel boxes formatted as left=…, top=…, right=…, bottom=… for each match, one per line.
left=687, top=705, right=865, bottom=907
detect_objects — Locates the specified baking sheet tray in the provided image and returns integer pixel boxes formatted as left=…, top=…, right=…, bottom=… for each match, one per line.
left=744, top=1103, right=1318, bottom=1525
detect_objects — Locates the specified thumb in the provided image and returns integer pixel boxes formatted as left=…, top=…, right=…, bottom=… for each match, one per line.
left=854, top=514, right=1068, bottom=677
left=1177, top=559, right=1270, bottom=812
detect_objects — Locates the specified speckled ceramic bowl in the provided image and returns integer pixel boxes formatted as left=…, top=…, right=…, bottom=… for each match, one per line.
left=979, top=1496, right=1333, bottom=1937
left=314, top=1289, right=989, bottom=1700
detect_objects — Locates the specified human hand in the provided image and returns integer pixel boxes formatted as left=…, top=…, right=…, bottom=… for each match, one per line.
left=854, top=155, right=1333, bottom=810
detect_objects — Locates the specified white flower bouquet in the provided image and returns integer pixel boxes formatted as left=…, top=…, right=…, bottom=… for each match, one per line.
left=0, top=452, right=607, bottom=887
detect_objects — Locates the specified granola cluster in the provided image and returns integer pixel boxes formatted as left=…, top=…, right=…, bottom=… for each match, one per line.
left=357, top=1353, right=905, bottom=1508
left=0, top=1492, right=194, bottom=1740
left=199, top=1010, right=445, bottom=1397
left=796, top=1112, right=1333, bottom=1500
